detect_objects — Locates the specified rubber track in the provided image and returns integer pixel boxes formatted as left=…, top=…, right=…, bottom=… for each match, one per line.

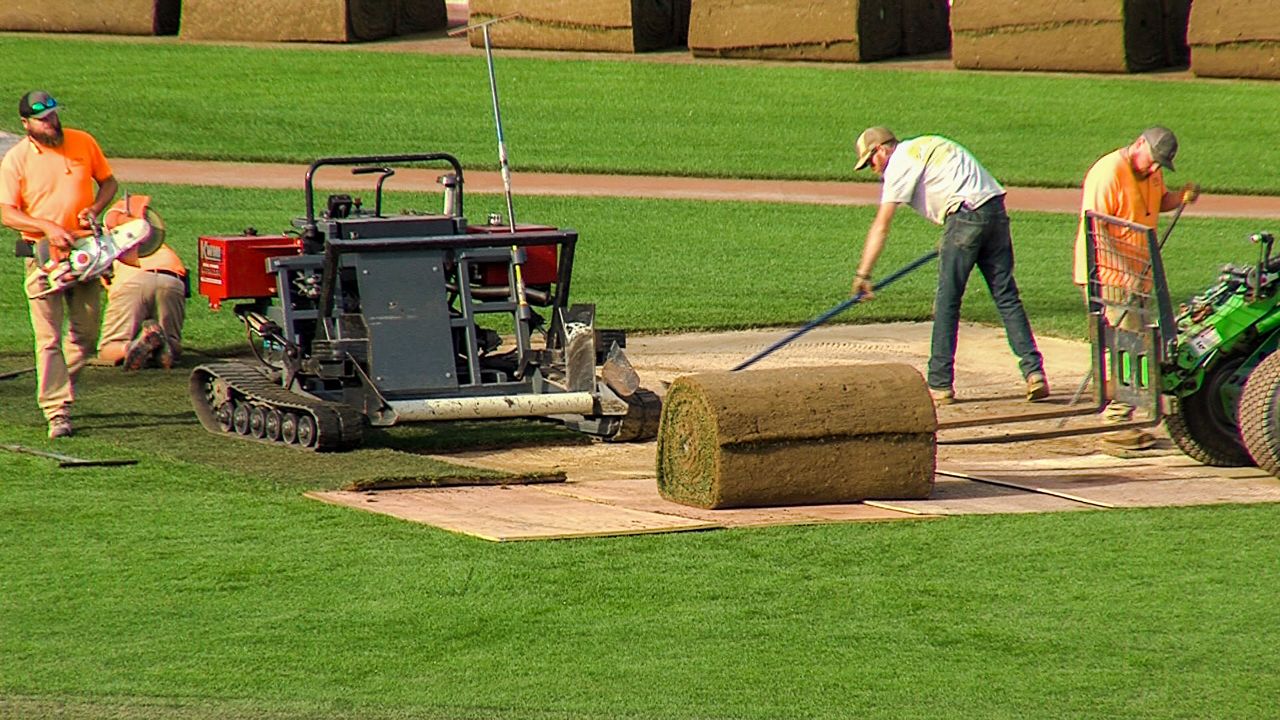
left=190, top=362, right=364, bottom=452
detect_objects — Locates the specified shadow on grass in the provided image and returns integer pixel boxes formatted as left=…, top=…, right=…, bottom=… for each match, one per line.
left=1, top=352, right=592, bottom=491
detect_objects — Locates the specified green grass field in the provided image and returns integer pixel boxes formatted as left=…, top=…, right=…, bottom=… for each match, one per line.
left=3, top=35, right=1280, bottom=720
left=2, top=36, right=1280, bottom=193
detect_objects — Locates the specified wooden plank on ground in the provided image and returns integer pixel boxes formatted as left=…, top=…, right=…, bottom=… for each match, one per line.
left=307, top=486, right=718, bottom=541
left=537, top=478, right=923, bottom=526
left=943, top=455, right=1280, bottom=508
left=865, top=475, right=1097, bottom=516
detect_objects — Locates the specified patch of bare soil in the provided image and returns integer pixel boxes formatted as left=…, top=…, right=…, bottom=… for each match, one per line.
left=437, top=321, right=1114, bottom=479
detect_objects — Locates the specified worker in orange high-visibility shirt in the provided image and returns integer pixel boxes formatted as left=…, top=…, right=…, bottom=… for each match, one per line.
left=96, top=241, right=187, bottom=371
left=0, top=90, right=118, bottom=439
left=1075, top=126, right=1200, bottom=451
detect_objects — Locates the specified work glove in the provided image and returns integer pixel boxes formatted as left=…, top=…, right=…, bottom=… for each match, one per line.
left=1182, top=182, right=1201, bottom=204
left=851, top=273, right=875, bottom=300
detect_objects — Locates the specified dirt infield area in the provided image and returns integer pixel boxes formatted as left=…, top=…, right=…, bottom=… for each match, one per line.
left=312, top=322, right=1280, bottom=541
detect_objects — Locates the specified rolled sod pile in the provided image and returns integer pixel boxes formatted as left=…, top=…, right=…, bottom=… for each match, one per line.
left=1189, top=0, right=1280, bottom=80
left=469, top=0, right=690, bottom=53
left=688, top=0, right=906, bottom=62
left=952, top=0, right=1188, bottom=73
left=656, top=364, right=936, bottom=509
left=903, top=0, right=951, bottom=56
left=180, top=0, right=445, bottom=43
left=0, top=0, right=180, bottom=35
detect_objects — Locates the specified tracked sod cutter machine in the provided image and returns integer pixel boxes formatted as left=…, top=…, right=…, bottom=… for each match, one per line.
left=189, top=153, right=660, bottom=450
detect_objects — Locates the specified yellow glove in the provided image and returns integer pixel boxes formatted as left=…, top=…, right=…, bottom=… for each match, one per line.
left=1182, top=182, right=1201, bottom=204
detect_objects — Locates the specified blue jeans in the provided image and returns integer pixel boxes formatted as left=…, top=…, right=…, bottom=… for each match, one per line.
left=929, top=196, right=1044, bottom=390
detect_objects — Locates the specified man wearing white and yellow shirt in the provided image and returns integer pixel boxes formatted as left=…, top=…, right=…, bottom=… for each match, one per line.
left=851, top=127, right=1047, bottom=406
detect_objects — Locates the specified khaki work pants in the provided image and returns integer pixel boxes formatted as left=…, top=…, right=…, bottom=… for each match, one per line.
left=97, top=271, right=186, bottom=363
left=23, top=259, right=102, bottom=419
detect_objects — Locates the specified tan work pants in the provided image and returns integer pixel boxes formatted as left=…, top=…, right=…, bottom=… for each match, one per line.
left=23, top=259, right=102, bottom=419
left=97, top=271, right=186, bottom=363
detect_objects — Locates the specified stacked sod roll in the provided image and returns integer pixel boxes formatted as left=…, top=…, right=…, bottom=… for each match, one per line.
left=469, top=0, right=689, bottom=53
left=1189, top=0, right=1280, bottom=80
left=656, top=364, right=936, bottom=509
left=0, top=0, right=180, bottom=35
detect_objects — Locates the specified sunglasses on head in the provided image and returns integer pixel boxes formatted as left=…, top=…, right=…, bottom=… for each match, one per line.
left=28, top=98, right=57, bottom=113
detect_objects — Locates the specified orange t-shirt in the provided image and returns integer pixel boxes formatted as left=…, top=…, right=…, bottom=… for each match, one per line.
left=110, top=243, right=187, bottom=287
left=0, top=128, right=113, bottom=245
left=1073, top=148, right=1165, bottom=286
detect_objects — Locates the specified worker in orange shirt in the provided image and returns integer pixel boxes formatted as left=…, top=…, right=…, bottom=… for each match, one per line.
left=0, top=91, right=117, bottom=439
left=1075, top=126, right=1199, bottom=450
left=96, top=235, right=188, bottom=371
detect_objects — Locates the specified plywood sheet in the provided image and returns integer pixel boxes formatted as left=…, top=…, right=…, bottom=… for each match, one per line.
left=944, top=454, right=1280, bottom=508
left=538, top=478, right=923, bottom=526
left=308, top=486, right=718, bottom=541
left=866, top=475, right=1096, bottom=515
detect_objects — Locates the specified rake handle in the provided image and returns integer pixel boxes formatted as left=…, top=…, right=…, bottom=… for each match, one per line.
left=732, top=249, right=939, bottom=372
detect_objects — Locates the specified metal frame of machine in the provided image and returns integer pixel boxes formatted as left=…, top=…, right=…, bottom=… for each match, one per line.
left=189, top=152, right=659, bottom=450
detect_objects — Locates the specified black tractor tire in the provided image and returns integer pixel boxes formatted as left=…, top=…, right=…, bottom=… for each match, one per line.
left=1163, top=355, right=1253, bottom=467
left=1238, top=351, right=1280, bottom=477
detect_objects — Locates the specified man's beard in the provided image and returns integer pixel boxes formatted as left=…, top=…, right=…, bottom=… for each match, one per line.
left=27, top=118, right=64, bottom=148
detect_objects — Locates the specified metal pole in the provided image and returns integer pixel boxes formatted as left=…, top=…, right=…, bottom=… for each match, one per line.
left=482, top=24, right=518, bottom=232
left=733, top=250, right=939, bottom=372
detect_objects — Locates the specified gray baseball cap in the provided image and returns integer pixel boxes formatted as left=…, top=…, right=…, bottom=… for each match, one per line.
left=1141, top=126, right=1178, bottom=172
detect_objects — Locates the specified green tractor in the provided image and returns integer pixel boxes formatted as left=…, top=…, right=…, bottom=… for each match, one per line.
left=1081, top=211, right=1280, bottom=473
left=1161, top=229, right=1280, bottom=473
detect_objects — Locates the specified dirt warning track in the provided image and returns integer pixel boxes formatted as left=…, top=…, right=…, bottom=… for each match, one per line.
left=111, top=158, right=1280, bottom=218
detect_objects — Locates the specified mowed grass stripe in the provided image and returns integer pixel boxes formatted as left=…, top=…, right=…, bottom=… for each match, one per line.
left=2, top=184, right=1270, bottom=355
left=1, top=36, right=1279, bottom=193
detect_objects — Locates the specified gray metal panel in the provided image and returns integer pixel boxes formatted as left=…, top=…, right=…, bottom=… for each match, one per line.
left=353, top=249, right=456, bottom=394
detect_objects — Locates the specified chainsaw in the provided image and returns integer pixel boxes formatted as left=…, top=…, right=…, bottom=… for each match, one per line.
left=25, top=195, right=164, bottom=300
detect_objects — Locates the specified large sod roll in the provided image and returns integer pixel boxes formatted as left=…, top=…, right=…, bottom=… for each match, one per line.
left=1189, top=0, right=1280, bottom=80
left=951, top=0, right=1180, bottom=73
left=468, top=0, right=689, bottom=53
left=180, top=0, right=446, bottom=43
left=903, top=0, right=951, bottom=56
left=656, top=364, right=936, bottom=509
left=0, top=0, right=180, bottom=35
left=688, top=0, right=904, bottom=63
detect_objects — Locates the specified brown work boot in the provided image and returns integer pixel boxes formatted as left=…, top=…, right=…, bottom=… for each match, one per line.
left=156, top=333, right=175, bottom=370
left=1102, top=428, right=1157, bottom=451
left=1102, top=401, right=1134, bottom=425
left=929, top=386, right=955, bottom=406
left=1026, top=372, right=1050, bottom=402
left=47, top=413, right=73, bottom=439
left=123, top=322, right=163, bottom=371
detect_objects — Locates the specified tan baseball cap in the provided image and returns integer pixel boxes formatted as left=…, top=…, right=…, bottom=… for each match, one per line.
left=1141, top=126, right=1178, bottom=172
left=854, top=126, right=897, bottom=170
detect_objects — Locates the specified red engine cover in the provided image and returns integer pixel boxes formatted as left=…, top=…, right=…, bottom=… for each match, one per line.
left=198, top=234, right=301, bottom=310
left=469, top=224, right=560, bottom=286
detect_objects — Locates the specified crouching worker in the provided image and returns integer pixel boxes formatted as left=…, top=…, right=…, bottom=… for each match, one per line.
left=95, top=196, right=187, bottom=370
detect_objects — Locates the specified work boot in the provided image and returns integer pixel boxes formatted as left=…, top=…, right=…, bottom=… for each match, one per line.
left=1026, top=372, right=1050, bottom=402
left=123, top=322, right=164, bottom=371
left=1101, top=428, right=1157, bottom=451
left=929, top=386, right=955, bottom=406
left=47, top=413, right=73, bottom=439
left=1102, top=401, right=1134, bottom=425
left=156, top=333, right=175, bottom=370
